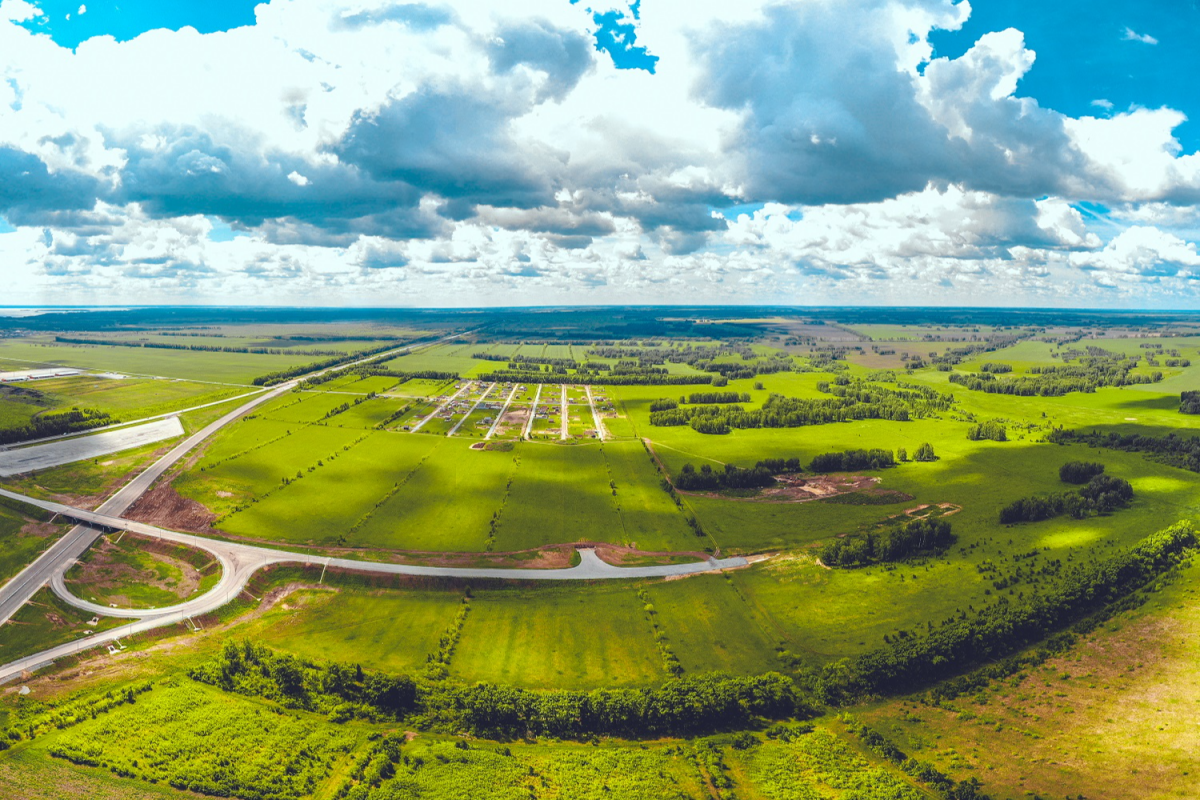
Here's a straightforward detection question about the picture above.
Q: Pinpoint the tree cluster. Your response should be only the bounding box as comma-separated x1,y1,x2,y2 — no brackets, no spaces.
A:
820,517,955,567
675,462,777,491
252,343,400,385
1059,460,1104,484
0,406,114,445
815,521,1196,703
190,641,805,740
476,370,713,386
950,355,1162,397
1048,429,1200,473
809,449,896,472
1182,391,1200,415
966,420,1007,441
684,391,750,404
998,473,1133,524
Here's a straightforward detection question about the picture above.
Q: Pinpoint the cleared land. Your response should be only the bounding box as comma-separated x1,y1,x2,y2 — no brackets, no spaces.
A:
0,418,184,477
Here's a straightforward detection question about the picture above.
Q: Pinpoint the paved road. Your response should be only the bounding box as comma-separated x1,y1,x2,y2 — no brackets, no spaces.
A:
485,384,518,439
0,487,748,684
0,417,185,476
410,383,469,432
523,384,542,439
560,384,569,440
585,385,606,441
449,382,495,436
0,331,470,628
0,383,296,627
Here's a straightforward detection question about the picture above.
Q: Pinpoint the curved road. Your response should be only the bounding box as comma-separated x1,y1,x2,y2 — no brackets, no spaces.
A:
0,487,747,684
0,331,471,628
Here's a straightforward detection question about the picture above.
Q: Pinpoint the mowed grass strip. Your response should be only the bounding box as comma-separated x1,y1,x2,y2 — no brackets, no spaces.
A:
603,440,697,551
219,432,438,545
492,443,623,549
237,587,463,673
354,439,515,551
642,575,781,674
451,585,664,688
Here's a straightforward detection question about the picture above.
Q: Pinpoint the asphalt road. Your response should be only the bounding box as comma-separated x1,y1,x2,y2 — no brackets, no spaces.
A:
0,330,471,629
0,487,748,684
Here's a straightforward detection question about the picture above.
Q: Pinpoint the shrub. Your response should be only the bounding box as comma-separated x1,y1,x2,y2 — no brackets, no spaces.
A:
1059,461,1105,484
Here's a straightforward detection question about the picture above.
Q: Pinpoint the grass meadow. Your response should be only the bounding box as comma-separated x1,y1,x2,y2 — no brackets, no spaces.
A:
0,339,322,384
450,583,664,688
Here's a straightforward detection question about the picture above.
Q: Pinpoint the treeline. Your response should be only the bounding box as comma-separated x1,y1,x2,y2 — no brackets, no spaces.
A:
190,641,805,739
1049,429,1200,474
475,370,713,386
809,449,896,472
473,352,578,369
53,335,348,357
674,461,793,491
950,356,1162,397
999,472,1133,524
298,368,457,390
815,521,1196,703
684,391,750,404
1183,391,1200,414
820,517,955,567
251,343,401,386
0,407,114,445
649,387,941,431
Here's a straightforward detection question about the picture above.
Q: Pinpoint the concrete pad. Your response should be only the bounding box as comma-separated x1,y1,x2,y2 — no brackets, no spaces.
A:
0,417,185,476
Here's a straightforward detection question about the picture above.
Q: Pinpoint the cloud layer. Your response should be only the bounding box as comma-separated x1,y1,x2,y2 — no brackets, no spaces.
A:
1,0,1198,307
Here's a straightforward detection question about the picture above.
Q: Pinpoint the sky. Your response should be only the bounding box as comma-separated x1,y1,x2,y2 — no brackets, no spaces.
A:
1,0,1199,308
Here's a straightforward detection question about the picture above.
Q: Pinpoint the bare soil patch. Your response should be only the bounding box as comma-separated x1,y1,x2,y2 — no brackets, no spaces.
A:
66,534,205,602
682,473,909,505
496,406,529,435
125,483,218,533
594,543,711,566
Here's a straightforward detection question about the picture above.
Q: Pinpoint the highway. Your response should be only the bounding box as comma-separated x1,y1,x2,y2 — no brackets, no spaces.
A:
0,486,748,684
0,330,470,628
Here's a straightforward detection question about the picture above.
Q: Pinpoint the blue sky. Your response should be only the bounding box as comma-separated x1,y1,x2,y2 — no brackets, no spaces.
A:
1,0,1199,308
929,0,1200,150
17,0,258,47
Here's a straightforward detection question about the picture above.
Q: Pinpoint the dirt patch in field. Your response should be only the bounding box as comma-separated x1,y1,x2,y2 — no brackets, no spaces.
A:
682,473,903,504
65,534,205,603
124,483,218,533
593,543,712,566
19,519,58,540
901,502,961,518
496,406,529,435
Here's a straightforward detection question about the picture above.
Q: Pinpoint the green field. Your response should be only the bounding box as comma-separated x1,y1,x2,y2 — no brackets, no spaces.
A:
353,438,514,550
451,584,664,687
492,442,624,549
5,312,1200,800
0,588,124,663
0,339,325,384
237,587,463,673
